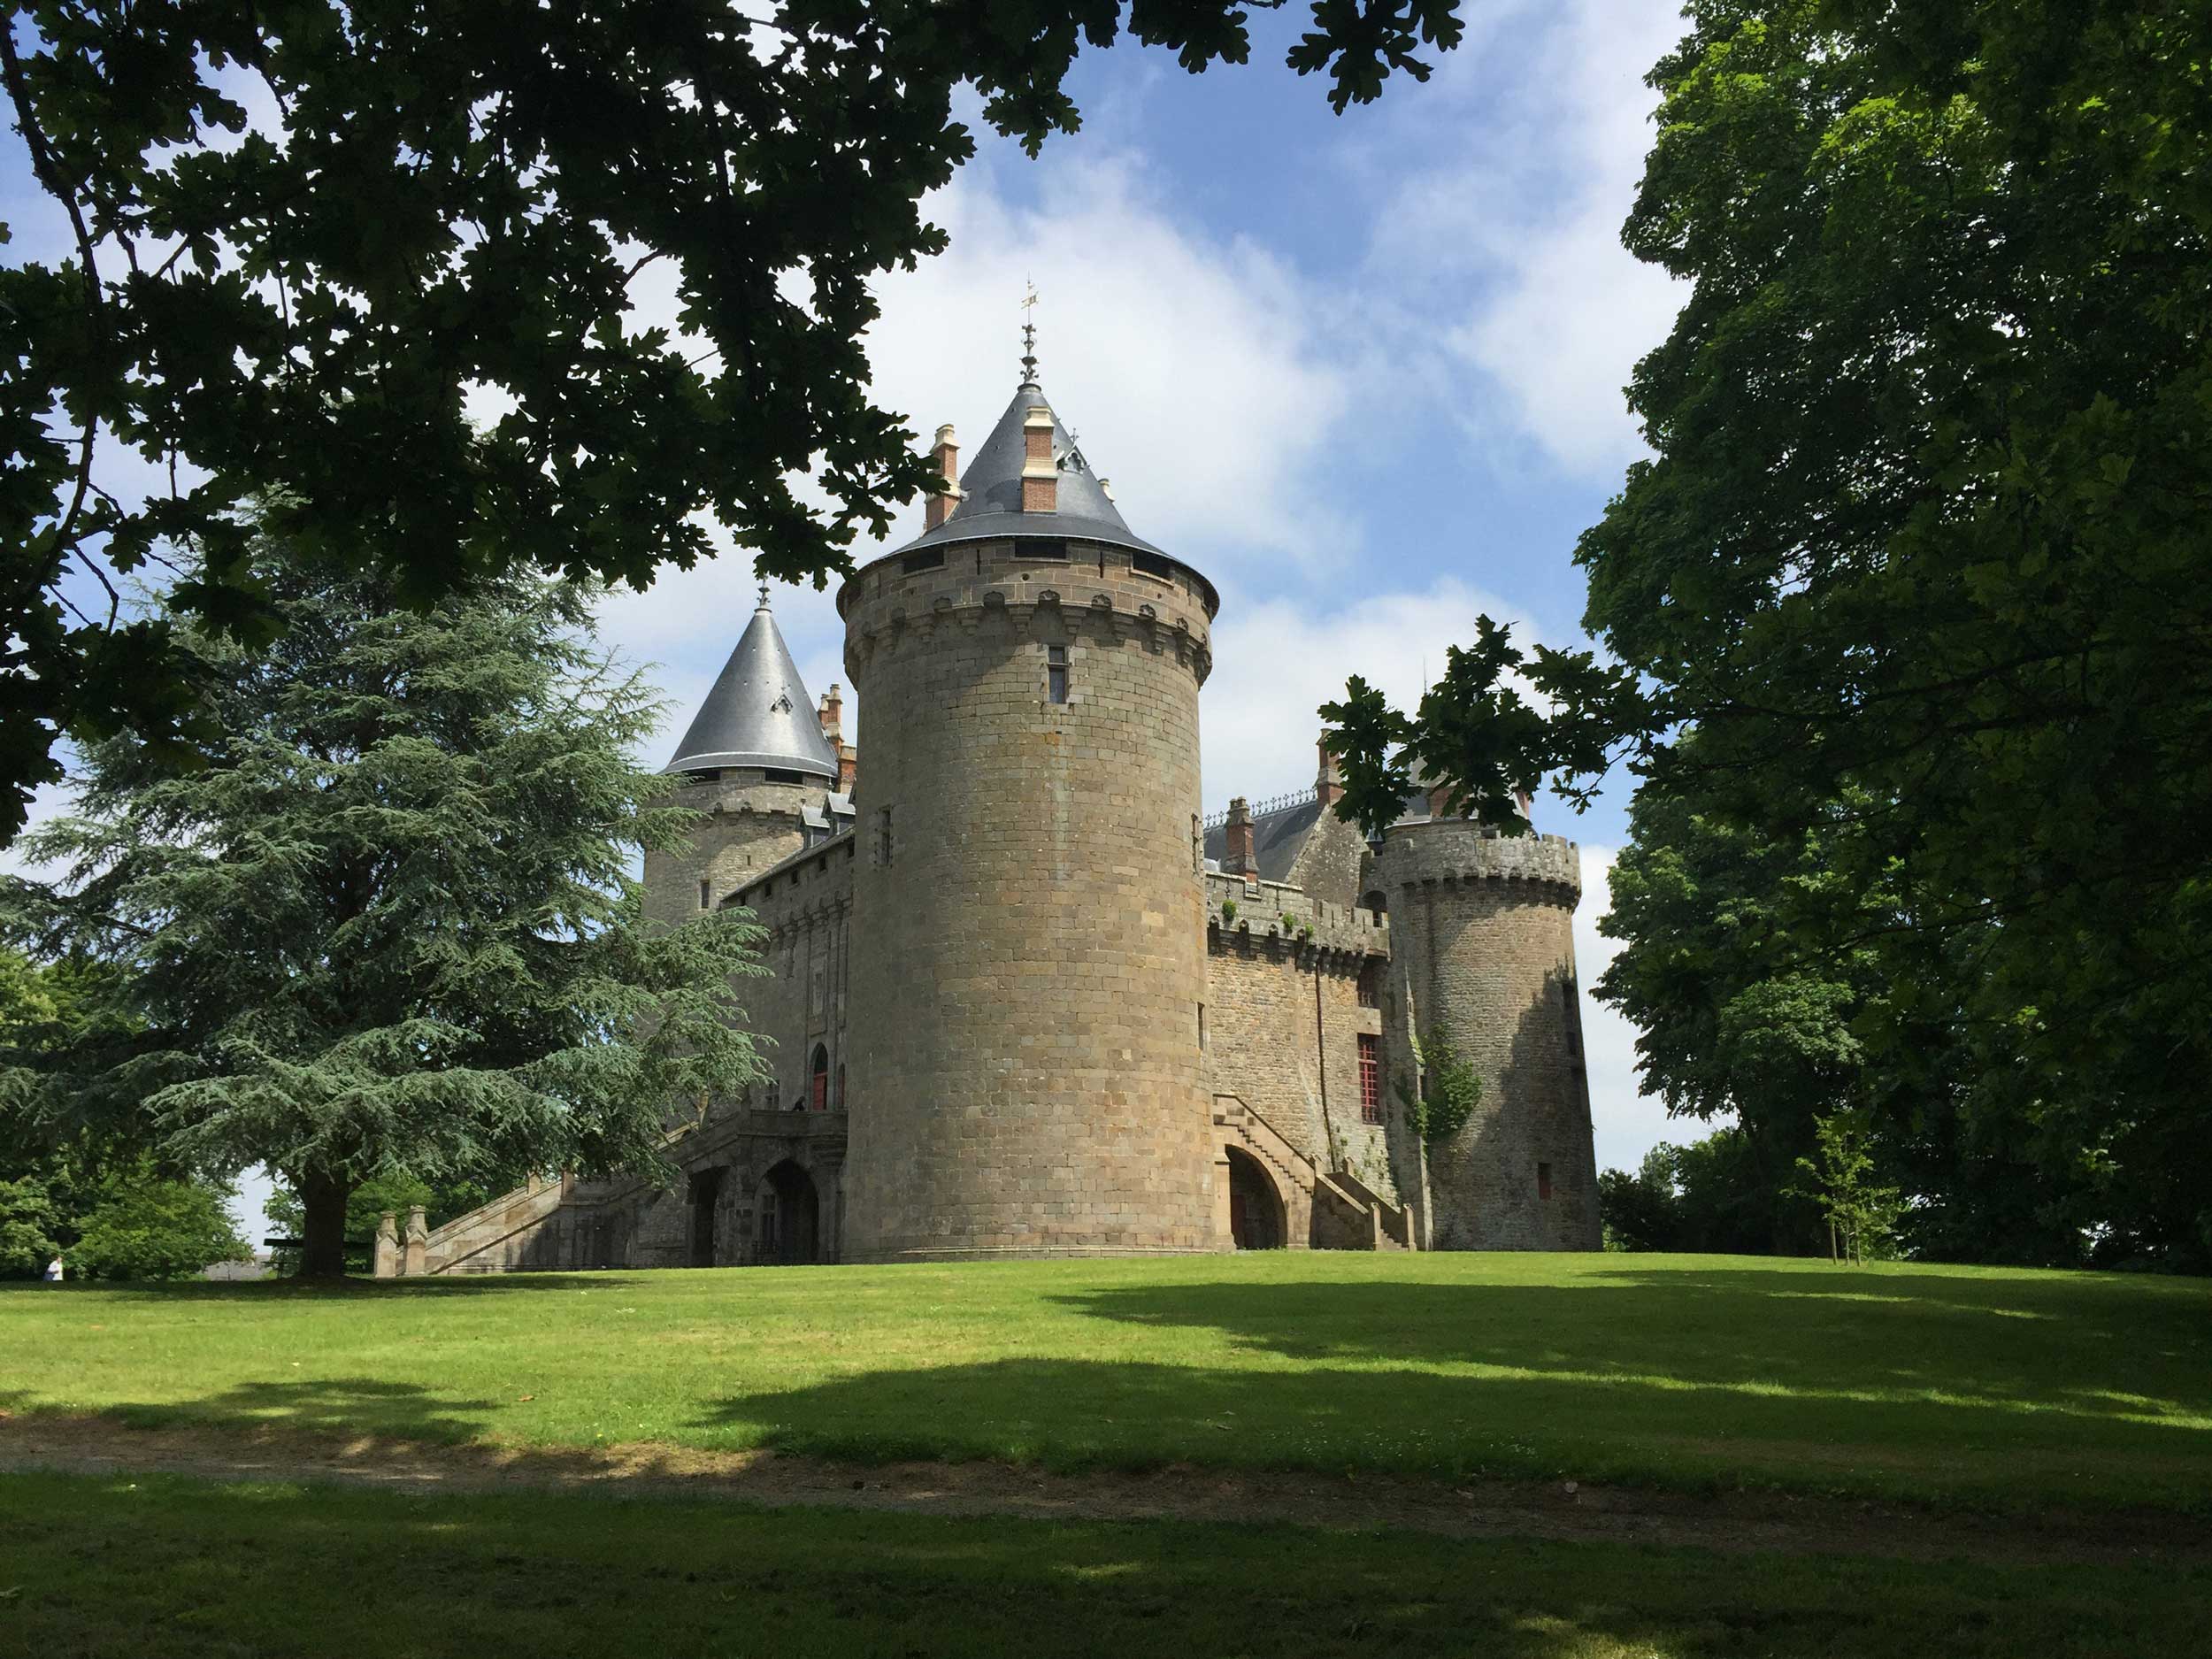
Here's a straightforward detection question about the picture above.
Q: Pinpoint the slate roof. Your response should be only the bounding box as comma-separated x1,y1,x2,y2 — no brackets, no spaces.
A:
887,378,1170,564
664,595,841,778
1202,794,1326,885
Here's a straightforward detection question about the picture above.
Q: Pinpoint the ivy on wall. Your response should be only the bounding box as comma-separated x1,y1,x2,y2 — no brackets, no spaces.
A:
1399,1031,1482,1145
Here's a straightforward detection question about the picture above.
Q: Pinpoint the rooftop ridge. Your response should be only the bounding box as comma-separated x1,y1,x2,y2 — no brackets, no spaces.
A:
1203,786,1317,831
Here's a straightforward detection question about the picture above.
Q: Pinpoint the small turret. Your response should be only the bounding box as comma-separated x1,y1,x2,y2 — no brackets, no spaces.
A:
643,588,841,926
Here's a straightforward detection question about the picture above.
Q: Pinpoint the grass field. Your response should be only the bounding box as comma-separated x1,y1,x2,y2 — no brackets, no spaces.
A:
6,1251,2208,1513
2,1470,2204,1659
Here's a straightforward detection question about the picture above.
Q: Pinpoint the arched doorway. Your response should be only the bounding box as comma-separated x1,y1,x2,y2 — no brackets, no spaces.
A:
757,1159,821,1264
1225,1146,1286,1250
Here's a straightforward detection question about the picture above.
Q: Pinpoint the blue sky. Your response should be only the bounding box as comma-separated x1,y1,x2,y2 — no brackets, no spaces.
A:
7,1,1697,1240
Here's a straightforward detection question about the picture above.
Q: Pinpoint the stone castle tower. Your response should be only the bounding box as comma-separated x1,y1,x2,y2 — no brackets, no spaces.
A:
838,361,1220,1258
643,591,849,921
1372,814,1601,1249
405,334,1602,1274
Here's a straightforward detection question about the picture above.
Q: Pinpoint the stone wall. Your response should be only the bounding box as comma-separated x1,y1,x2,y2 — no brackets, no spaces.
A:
1200,873,1403,1205
836,537,1222,1257
727,833,855,1118
642,769,823,930
1373,824,1599,1250
1279,805,1371,912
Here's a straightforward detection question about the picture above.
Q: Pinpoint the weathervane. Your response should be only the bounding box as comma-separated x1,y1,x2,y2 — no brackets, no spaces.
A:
1019,281,1040,386
757,581,772,609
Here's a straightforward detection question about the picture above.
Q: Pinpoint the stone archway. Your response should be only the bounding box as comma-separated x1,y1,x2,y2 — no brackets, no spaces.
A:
757,1158,821,1264
1225,1146,1286,1251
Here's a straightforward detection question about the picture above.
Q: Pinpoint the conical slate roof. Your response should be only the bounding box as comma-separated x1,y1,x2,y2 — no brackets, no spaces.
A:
889,377,1168,561
663,592,840,778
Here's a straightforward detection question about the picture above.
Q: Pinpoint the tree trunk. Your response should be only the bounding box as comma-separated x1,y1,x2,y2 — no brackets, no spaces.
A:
297,1169,352,1279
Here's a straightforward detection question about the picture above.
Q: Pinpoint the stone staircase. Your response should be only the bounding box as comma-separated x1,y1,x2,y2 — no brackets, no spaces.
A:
1212,1093,1413,1251
418,1110,774,1275
419,1175,578,1275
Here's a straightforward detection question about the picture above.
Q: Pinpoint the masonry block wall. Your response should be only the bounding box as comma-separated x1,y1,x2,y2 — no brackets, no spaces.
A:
1373,824,1601,1250
728,838,854,1117
1200,875,1402,1208
642,770,820,929
1278,808,1371,912
837,539,1222,1257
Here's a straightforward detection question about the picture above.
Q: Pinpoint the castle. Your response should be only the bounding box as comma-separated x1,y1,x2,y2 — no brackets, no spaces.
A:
402,354,1601,1273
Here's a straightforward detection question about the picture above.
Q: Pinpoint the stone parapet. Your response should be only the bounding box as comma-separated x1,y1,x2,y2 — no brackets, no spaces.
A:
1202,872,1388,959
840,538,1214,689
1372,821,1581,900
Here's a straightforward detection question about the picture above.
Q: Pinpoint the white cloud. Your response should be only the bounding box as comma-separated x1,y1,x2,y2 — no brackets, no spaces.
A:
1574,841,1683,1175
1200,573,1542,810
1372,0,1689,478
603,146,1360,765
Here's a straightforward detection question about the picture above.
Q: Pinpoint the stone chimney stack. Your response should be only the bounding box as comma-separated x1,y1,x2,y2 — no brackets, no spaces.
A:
925,425,961,530
1020,405,1056,513
1317,736,1345,808
1223,796,1256,877
838,740,857,795
818,683,843,742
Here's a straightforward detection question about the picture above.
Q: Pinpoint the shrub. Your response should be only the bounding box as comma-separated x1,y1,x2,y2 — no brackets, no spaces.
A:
69,1179,250,1281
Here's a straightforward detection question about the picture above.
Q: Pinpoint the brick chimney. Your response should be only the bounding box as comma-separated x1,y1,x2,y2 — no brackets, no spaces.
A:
1020,405,1056,513
925,425,961,530
1317,736,1345,808
838,741,857,795
1223,796,1256,877
818,682,843,742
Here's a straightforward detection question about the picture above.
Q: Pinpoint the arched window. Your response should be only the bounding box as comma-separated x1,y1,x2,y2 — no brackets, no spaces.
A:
810,1044,830,1111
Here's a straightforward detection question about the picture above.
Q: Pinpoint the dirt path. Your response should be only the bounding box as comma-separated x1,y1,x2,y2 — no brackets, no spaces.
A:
1,1412,2200,1570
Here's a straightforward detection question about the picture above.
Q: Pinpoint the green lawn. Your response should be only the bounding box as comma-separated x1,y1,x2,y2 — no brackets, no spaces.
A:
5,1252,2208,1512
2,1470,2203,1659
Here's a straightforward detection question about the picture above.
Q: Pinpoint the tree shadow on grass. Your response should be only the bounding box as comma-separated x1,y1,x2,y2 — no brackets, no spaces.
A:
1046,1265,2212,1423
92,1377,503,1444
1,1272,645,1303
689,1349,2212,1512
19,1470,2194,1659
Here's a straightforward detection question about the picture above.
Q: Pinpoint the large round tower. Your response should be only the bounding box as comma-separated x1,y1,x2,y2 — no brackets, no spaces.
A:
1372,818,1601,1249
836,367,1221,1259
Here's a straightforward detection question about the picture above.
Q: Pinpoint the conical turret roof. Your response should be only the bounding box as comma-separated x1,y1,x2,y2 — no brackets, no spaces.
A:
888,377,1168,562
664,591,840,778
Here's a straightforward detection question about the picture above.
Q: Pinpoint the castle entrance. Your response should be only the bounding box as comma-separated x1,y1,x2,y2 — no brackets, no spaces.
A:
688,1168,724,1266
1225,1146,1286,1250
757,1159,821,1264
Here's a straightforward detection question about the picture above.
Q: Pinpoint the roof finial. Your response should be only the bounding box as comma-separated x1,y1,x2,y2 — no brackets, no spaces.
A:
757,581,772,611
1019,281,1040,388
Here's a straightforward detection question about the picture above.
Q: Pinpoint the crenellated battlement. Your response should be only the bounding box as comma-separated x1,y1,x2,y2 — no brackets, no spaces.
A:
840,539,1215,687
1203,871,1388,958
1374,819,1582,901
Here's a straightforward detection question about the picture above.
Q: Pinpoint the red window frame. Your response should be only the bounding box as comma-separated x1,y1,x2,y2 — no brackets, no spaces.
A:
1358,1033,1381,1125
